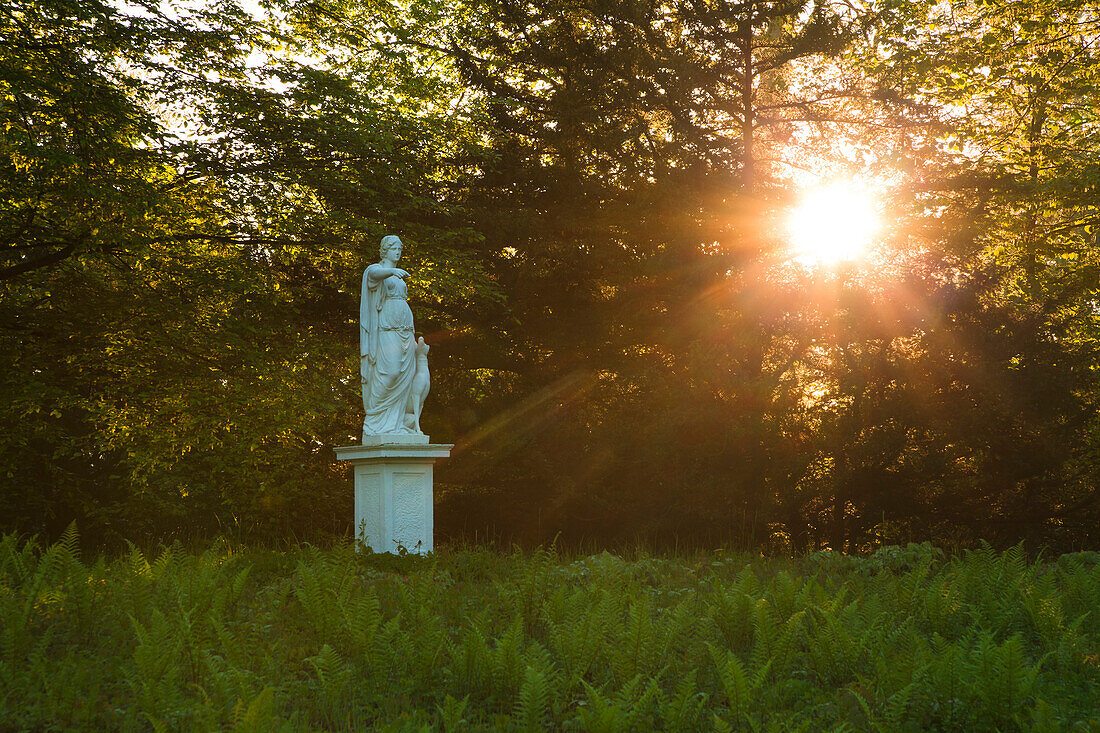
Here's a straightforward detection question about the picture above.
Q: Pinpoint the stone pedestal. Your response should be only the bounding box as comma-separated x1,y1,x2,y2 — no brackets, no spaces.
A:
335,442,452,554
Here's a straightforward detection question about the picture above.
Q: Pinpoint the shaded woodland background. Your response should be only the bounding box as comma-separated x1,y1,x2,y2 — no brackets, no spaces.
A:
3,0,1100,552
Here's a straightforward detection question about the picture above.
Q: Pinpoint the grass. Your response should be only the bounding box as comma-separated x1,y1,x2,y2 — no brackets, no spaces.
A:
1,528,1098,731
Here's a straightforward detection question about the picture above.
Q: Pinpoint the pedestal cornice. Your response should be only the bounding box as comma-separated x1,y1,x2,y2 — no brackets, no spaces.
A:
335,443,454,463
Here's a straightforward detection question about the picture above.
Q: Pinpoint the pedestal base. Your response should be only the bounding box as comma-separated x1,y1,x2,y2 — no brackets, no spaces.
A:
360,433,429,446
335,442,452,555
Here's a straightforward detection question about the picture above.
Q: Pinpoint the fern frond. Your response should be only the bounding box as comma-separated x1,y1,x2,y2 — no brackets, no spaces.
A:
230,687,277,733
436,694,469,732
661,669,706,732
57,522,79,561
575,680,628,733
514,664,550,730
709,643,752,722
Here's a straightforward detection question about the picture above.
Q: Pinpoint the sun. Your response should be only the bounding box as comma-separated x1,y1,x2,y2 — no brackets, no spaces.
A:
787,182,881,266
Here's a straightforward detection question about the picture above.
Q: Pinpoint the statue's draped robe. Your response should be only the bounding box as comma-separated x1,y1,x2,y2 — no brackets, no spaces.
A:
361,265,417,435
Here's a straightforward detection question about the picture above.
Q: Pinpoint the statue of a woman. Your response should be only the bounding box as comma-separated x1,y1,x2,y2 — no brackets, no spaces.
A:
360,235,430,439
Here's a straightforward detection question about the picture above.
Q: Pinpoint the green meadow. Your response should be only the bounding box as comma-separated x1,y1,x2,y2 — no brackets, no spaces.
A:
2,531,1097,731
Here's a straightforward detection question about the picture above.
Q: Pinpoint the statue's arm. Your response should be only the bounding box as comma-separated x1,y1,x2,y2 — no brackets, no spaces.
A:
367,264,408,282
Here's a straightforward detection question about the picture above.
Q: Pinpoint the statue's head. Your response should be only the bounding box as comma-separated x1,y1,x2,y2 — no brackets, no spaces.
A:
379,235,403,262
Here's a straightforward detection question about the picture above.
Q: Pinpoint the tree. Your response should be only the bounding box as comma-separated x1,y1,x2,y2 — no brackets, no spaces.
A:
0,0,500,544
793,0,1100,548
413,0,871,545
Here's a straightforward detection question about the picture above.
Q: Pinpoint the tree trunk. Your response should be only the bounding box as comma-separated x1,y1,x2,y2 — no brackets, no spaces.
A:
739,15,755,193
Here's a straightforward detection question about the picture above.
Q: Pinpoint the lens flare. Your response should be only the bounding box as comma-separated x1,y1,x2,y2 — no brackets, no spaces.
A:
787,183,880,266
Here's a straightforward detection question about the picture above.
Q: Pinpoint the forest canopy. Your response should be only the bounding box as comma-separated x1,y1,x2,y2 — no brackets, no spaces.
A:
2,0,1099,551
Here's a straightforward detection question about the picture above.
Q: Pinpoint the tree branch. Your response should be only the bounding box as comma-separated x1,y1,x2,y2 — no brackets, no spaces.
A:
0,243,77,281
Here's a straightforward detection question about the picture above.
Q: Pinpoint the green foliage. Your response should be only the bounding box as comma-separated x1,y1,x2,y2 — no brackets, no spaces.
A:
1,532,1098,730
4,0,1100,553
426,0,1100,552
0,0,500,547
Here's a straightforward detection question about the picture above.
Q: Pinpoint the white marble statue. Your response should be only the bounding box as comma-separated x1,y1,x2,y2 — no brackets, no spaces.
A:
360,235,430,440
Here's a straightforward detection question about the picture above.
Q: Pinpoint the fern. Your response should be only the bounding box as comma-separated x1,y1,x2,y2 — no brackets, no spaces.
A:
436,694,469,732
514,664,551,730
584,669,666,730
709,588,756,654
126,608,186,727
661,669,707,732
880,679,921,730
545,587,604,685
341,589,382,655
57,522,79,562
710,643,770,724
230,687,279,733
575,681,629,733
492,615,527,706
308,643,352,694
806,603,861,684
974,633,1039,723
292,560,336,640
1,537,1098,729
0,532,33,585
612,597,658,683
304,643,354,727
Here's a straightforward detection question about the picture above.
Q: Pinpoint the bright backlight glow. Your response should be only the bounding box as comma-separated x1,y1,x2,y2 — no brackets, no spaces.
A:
787,183,881,265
